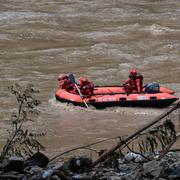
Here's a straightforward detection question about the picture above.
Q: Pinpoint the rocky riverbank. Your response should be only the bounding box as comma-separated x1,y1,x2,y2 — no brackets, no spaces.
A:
0,150,180,180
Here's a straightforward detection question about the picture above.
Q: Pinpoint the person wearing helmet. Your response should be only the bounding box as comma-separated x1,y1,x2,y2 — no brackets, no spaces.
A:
57,74,77,94
58,74,68,89
79,77,94,97
123,69,143,93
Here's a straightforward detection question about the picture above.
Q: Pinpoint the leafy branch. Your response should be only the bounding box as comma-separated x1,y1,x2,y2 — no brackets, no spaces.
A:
0,83,45,160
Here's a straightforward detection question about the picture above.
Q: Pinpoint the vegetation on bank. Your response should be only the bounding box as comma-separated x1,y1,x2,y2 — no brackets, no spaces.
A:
0,83,45,161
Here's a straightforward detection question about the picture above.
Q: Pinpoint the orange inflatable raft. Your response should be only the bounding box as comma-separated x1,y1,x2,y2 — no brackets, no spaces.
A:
55,86,178,108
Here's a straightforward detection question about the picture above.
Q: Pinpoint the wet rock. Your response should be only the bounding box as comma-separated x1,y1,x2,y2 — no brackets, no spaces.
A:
124,152,146,163
164,161,180,180
163,152,180,164
25,152,49,168
42,162,63,178
28,174,43,180
3,156,25,173
68,156,92,173
99,170,120,180
72,174,95,180
143,160,164,178
118,161,141,174
60,161,70,174
50,175,61,180
0,173,25,179
42,169,54,178
123,167,143,180
0,151,179,180
26,165,43,176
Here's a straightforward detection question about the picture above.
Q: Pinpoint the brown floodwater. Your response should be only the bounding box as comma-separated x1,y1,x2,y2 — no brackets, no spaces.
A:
0,0,180,158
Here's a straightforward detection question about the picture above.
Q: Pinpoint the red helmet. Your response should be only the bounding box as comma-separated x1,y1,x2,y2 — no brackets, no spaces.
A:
58,74,68,81
129,69,137,75
79,77,88,85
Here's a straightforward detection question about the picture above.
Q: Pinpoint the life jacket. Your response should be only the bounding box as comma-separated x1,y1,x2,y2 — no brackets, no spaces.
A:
79,80,94,97
123,73,143,92
59,78,77,94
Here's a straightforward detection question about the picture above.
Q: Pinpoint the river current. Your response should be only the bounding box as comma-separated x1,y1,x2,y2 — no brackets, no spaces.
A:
0,0,180,157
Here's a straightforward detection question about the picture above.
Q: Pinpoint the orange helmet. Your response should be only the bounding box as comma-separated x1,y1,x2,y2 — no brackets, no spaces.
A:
58,74,68,81
79,77,88,85
129,69,137,75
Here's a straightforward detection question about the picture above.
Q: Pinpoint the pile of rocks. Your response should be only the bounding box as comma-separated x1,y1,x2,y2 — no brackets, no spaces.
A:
0,151,180,180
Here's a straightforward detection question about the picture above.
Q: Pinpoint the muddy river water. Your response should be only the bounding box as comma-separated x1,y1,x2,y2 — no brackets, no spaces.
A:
0,0,180,157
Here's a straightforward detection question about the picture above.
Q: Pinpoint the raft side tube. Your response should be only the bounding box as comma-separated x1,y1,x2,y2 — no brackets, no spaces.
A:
93,86,175,95
55,89,178,108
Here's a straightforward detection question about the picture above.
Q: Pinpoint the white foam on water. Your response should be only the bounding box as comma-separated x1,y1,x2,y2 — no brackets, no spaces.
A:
143,55,169,65
0,11,53,25
149,24,177,35
103,23,141,32
48,96,98,114
164,43,180,50
90,43,124,59
48,97,76,112
119,63,132,69
80,31,122,40
0,33,12,40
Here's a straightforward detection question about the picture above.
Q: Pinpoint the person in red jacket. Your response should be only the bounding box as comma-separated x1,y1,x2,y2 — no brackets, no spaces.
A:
79,77,94,97
58,74,77,94
123,69,143,93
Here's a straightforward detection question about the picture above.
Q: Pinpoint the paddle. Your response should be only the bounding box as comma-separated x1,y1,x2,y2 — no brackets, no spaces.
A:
68,74,89,108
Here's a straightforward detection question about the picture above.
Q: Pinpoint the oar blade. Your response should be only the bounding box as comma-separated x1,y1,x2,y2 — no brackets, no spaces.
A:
68,73,76,84
68,73,89,108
